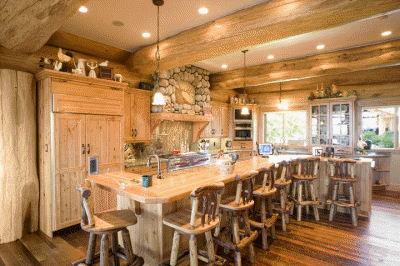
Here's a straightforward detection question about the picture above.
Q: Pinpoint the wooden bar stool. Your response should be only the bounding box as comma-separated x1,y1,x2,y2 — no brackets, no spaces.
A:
162,182,226,266
73,181,144,266
272,161,293,232
290,157,321,222
326,158,360,226
213,171,259,266
250,164,279,250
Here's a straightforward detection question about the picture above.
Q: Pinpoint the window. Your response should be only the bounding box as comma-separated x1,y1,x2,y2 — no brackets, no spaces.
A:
263,111,307,146
361,107,397,149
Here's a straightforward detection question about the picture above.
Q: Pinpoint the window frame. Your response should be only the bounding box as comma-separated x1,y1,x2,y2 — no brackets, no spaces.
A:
356,98,400,151
262,109,309,148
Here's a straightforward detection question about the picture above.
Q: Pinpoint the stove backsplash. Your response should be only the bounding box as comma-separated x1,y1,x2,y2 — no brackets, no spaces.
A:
125,121,197,161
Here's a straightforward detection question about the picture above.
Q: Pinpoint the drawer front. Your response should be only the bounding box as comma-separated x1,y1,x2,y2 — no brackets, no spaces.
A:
125,162,167,175
52,81,124,101
232,141,253,150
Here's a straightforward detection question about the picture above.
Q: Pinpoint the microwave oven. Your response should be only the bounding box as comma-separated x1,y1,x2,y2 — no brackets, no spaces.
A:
234,108,252,122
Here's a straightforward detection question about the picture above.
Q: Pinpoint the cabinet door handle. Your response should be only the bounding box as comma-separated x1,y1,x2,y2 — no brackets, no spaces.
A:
132,129,134,137
134,129,138,137
82,144,85,154
87,144,91,155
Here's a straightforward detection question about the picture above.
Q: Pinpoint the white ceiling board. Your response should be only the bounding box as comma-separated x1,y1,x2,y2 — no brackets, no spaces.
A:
194,10,400,73
60,0,267,51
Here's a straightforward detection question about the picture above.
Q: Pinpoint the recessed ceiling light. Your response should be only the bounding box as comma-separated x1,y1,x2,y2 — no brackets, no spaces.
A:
199,7,209,15
382,31,392,36
79,6,88,13
112,20,124,27
142,32,151,38
221,64,228,69
267,55,274,59
316,44,325,50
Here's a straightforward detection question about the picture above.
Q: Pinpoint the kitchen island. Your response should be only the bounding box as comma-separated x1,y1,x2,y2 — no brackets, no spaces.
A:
87,155,372,266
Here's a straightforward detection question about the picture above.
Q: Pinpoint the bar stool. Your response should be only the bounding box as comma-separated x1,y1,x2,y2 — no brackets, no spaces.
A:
73,181,144,266
326,158,360,226
250,164,279,250
290,157,321,222
162,183,225,266
273,161,293,232
213,171,259,266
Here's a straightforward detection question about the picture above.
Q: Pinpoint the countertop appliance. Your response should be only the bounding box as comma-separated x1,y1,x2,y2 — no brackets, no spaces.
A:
326,147,335,157
234,108,253,122
221,138,233,151
159,152,211,172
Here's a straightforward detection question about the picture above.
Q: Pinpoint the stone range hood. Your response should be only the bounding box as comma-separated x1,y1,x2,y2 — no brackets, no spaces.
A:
151,65,211,115
150,112,212,142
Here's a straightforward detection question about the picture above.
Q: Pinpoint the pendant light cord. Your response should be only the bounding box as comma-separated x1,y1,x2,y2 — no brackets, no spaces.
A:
279,83,282,103
242,50,248,95
155,5,160,88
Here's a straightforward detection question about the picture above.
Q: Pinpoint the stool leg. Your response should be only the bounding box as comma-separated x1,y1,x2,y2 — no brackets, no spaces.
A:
329,183,338,222
205,231,216,262
232,215,241,266
189,235,198,266
100,234,109,266
267,196,276,240
111,233,120,266
309,181,319,221
214,210,224,237
170,231,181,266
280,188,287,231
243,211,255,264
86,233,97,265
304,183,310,215
297,182,303,222
290,181,297,216
261,197,268,250
121,228,134,263
349,185,358,226
283,188,290,224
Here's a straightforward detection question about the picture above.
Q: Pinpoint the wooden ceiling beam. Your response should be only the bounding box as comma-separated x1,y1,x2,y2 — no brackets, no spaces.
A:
0,0,89,53
126,0,400,75
211,38,400,90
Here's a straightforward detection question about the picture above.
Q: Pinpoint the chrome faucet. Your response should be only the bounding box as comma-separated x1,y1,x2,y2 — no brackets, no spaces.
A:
147,154,163,179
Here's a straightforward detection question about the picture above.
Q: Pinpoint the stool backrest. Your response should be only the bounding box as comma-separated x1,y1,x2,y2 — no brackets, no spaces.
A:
276,160,292,183
233,170,257,207
190,182,225,229
76,180,95,228
327,158,356,179
295,157,320,178
258,164,275,192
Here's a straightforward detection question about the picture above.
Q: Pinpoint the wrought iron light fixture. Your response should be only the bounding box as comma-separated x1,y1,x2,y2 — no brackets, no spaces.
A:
277,83,288,110
152,0,166,106
241,49,249,115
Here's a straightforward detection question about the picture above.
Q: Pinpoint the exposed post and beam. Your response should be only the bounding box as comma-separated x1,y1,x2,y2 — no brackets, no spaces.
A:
126,0,400,75
0,0,89,53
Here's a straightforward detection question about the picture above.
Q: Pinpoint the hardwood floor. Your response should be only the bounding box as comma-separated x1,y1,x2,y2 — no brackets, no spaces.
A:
0,190,399,266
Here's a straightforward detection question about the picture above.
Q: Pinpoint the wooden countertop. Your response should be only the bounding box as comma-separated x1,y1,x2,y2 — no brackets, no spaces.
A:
87,155,371,204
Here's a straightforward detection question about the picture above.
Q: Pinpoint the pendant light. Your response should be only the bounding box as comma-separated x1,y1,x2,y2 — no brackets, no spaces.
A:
152,0,166,106
241,49,249,115
277,83,288,110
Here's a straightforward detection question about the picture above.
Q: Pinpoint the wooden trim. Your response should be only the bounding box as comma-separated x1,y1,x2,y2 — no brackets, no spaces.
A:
36,70,128,89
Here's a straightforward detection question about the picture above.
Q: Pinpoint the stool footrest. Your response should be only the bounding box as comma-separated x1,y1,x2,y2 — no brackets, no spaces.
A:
213,230,258,252
289,196,321,206
326,200,361,208
272,201,293,214
249,213,279,229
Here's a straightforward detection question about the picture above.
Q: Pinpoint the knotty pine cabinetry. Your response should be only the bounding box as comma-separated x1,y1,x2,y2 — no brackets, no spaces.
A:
36,70,126,237
124,88,152,143
203,101,230,138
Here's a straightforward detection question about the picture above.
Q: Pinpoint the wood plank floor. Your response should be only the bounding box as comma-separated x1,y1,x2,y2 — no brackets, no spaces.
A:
0,190,399,266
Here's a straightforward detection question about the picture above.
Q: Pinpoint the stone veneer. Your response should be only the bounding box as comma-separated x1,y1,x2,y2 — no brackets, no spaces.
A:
151,65,211,115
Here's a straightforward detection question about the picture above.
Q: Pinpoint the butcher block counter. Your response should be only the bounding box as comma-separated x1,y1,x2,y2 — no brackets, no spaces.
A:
87,155,372,266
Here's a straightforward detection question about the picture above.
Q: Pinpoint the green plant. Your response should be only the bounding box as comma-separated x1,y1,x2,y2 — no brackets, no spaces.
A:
362,131,380,145
381,131,394,148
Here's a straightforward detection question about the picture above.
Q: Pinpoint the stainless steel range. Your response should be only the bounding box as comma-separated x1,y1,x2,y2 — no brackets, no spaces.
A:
159,152,211,172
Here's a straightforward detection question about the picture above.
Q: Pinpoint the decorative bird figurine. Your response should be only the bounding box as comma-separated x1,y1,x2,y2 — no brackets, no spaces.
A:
39,57,54,68
357,135,367,151
99,60,108,67
57,48,71,62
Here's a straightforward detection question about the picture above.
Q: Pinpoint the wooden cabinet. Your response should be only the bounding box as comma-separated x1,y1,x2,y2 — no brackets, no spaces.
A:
124,88,152,142
36,70,126,237
310,97,356,154
203,101,230,138
371,155,391,190
232,141,254,150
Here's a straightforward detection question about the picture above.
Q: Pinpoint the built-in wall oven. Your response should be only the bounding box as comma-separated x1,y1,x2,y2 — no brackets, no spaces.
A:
234,122,253,140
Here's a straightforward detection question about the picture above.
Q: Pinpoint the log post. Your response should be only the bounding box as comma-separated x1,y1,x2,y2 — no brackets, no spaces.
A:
0,69,39,243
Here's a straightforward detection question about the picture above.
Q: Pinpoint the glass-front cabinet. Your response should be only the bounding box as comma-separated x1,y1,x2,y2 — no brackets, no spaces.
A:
310,98,355,153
